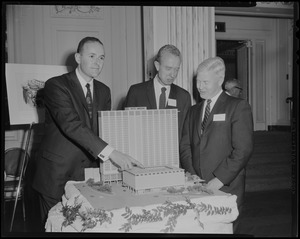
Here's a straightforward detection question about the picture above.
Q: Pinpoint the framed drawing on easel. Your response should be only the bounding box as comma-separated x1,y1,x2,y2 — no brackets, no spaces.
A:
5,63,70,125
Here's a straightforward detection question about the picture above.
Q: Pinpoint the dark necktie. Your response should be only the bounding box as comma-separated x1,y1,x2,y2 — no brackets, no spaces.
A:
159,87,167,109
201,99,211,132
85,83,93,119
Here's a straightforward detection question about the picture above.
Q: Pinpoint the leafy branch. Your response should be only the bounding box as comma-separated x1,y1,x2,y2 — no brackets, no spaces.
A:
61,195,113,232
166,184,214,195
61,196,232,232
119,197,232,232
86,178,112,194
61,196,82,229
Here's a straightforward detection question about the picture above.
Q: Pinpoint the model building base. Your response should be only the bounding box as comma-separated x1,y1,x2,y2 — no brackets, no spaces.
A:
122,166,185,194
84,167,209,195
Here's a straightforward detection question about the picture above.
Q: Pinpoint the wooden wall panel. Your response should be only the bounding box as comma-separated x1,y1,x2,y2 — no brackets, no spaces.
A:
168,7,215,103
144,7,215,104
124,6,143,103
254,41,266,129
276,19,292,124
5,5,143,152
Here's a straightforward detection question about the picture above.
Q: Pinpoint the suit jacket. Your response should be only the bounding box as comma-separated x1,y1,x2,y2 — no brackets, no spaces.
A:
180,92,253,207
32,71,111,200
123,79,191,142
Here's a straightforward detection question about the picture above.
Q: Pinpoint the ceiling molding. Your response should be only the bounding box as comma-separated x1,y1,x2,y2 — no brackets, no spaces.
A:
215,2,294,19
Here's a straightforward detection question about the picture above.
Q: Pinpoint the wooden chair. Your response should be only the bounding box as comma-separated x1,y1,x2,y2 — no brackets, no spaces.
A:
4,147,30,232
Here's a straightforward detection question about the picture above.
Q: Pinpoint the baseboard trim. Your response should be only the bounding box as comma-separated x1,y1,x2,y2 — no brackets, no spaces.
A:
268,125,291,131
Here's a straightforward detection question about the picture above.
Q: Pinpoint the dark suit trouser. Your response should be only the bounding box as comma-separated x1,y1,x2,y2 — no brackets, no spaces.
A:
37,192,60,231
231,176,246,234
233,203,244,234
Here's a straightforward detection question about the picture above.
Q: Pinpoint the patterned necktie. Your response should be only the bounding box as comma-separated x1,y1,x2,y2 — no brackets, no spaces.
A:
201,99,211,132
159,87,167,109
85,83,93,119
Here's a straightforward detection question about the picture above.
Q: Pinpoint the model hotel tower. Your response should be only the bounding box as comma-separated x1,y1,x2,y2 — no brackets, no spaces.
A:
98,108,183,187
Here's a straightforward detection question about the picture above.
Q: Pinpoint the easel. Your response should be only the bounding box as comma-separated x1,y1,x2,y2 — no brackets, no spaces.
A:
10,122,34,232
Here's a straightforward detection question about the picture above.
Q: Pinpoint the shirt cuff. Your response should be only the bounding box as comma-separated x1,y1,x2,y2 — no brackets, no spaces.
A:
98,145,114,162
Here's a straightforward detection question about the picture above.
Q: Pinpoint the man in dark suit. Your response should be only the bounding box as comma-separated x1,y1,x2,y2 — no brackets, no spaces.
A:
179,56,253,234
32,37,143,227
224,78,243,98
123,44,191,142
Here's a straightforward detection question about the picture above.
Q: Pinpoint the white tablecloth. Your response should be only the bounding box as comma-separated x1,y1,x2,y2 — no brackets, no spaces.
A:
45,180,239,234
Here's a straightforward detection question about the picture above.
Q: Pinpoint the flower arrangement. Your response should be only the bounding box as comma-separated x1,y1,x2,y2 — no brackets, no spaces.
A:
61,196,232,232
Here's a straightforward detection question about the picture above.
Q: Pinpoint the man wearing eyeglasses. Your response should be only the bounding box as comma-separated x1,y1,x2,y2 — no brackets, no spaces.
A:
224,78,243,98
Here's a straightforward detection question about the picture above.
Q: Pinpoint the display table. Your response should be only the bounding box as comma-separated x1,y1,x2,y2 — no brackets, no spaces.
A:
45,180,239,233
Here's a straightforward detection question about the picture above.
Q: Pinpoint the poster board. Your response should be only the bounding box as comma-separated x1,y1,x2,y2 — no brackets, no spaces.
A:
5,63,70,125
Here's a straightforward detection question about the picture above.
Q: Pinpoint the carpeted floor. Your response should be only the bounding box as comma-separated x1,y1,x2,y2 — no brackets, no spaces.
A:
240,130,295,237
239,189,294,237
245,130,292,192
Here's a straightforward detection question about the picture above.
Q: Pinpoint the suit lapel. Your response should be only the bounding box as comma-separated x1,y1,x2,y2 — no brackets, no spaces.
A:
197,102,205,138
69,72,89,113
146,80,157,109
68,72,92,128
91,82,100,133
204,92,227,131
166,84,176,109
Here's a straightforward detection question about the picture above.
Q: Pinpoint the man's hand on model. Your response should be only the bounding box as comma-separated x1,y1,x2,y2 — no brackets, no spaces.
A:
109,150,144,171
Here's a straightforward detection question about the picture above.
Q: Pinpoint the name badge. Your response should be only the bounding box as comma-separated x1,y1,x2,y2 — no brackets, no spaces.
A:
213,114,226,121
168,99,177,107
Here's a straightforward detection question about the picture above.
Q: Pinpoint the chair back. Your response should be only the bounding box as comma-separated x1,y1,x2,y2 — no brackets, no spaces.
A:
5,148,30,179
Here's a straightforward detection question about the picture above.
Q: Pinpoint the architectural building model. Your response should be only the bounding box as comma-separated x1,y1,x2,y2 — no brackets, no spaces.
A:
98,108,179,184
122,166,185,194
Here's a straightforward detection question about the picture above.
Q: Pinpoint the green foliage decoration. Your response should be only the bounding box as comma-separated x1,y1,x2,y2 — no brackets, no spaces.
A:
61,195,113,232
60,193,233,232
86,178,112,194
119,197,232,232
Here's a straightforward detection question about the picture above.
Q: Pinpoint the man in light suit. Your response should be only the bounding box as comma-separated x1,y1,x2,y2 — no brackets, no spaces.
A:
179,56,253,234
32,37,143,227
123,44,191,142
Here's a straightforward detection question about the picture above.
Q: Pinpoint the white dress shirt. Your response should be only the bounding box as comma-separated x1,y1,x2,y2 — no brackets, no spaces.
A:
201,90,223,121
76,68,113,162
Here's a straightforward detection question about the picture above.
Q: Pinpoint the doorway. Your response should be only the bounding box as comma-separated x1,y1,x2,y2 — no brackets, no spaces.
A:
216,40,250,101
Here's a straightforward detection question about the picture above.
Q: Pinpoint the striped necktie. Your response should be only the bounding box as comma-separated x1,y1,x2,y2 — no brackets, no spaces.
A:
85,83,93,119
201,99,211,132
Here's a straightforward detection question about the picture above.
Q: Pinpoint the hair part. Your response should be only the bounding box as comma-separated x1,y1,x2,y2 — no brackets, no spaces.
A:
197,56,225,79
155,44,182,63
77,37,103,53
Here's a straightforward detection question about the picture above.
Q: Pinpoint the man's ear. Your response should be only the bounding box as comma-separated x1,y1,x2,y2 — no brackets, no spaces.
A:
154,60,160,72
218,77,224,87
75,53,81,64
